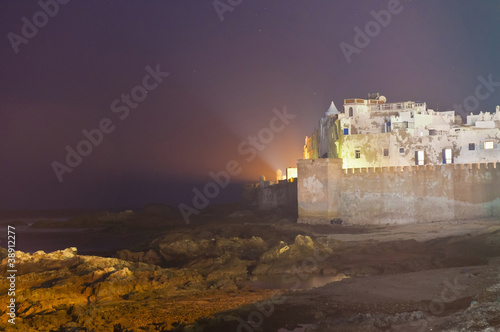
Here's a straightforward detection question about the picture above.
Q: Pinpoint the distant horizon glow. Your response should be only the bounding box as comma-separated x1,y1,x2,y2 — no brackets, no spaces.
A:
1,1,500,209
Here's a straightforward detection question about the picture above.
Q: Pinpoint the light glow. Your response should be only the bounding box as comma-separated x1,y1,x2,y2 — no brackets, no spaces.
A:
286,167,298,180
485,141,494,150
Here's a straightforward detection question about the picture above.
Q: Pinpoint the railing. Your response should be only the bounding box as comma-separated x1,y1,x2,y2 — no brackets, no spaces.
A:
342,162,498,174
344,98,366,104
371,102,426,111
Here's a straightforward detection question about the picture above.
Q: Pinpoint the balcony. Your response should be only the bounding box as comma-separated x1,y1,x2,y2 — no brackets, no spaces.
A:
371,102,426,111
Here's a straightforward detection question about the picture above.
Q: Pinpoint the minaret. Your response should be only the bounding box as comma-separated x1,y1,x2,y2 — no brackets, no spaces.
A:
325,101,340,116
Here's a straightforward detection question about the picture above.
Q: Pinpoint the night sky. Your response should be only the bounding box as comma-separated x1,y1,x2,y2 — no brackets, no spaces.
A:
1,0,500,210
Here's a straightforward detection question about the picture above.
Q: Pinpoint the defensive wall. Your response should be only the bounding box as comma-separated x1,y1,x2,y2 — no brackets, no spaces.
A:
297,158,500,225
257,180,297,211
242,181,298,213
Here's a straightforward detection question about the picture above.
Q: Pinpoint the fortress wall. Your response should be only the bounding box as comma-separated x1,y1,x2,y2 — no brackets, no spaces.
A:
297,158,344,223
257,181,297,211
297,159,500,225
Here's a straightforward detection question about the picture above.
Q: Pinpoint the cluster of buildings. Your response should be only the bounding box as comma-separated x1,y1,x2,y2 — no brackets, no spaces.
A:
257,94,500,225
304,94,500,168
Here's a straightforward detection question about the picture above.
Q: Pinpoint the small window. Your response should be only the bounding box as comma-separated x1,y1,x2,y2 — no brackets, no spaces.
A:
399,148,405,154
383,148,389,157
443,148,453,164
343,128,349,135
429,129,436,136
469,143,475,151
485,141,494,150
416,150,424,165
349,107,353,117
355,150,361,159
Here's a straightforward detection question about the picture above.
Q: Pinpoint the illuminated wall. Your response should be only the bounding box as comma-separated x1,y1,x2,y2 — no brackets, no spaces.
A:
297,158,500,225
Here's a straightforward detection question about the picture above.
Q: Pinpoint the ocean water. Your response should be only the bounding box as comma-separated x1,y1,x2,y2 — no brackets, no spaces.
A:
0,217,119,254
250,273,347,290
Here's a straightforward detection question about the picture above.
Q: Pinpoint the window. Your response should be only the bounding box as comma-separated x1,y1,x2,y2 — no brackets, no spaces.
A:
383,148,389,157
399,147,405,154
343,128,349,135
443,148,453,164
485,141,494,150
469,143,475,151
349,107,353,117
415,150,424,165
355,150,361,159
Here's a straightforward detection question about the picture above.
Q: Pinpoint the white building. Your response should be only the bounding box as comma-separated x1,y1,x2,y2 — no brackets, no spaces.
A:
304,95,500,168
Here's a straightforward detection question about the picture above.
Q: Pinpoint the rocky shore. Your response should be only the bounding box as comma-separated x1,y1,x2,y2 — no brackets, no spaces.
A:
0,246,281,331
1,207,500,331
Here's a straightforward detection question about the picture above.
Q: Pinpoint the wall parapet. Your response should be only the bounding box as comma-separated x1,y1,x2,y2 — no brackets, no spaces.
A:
298,158,500,225
342,162,499,174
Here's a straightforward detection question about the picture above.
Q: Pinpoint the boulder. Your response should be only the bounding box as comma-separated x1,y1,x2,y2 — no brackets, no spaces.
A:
260,241,290,262
142,249,163,265
116,249,145,262
158,238,213,262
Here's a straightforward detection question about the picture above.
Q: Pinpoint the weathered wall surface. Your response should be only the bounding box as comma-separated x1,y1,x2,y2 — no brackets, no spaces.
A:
297,159,342,223
258,181,297,211
341,128,500,168
298,158,500,225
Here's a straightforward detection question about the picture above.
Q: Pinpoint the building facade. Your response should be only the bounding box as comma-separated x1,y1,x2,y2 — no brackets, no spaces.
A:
304,96,500,168
298,95,500,225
